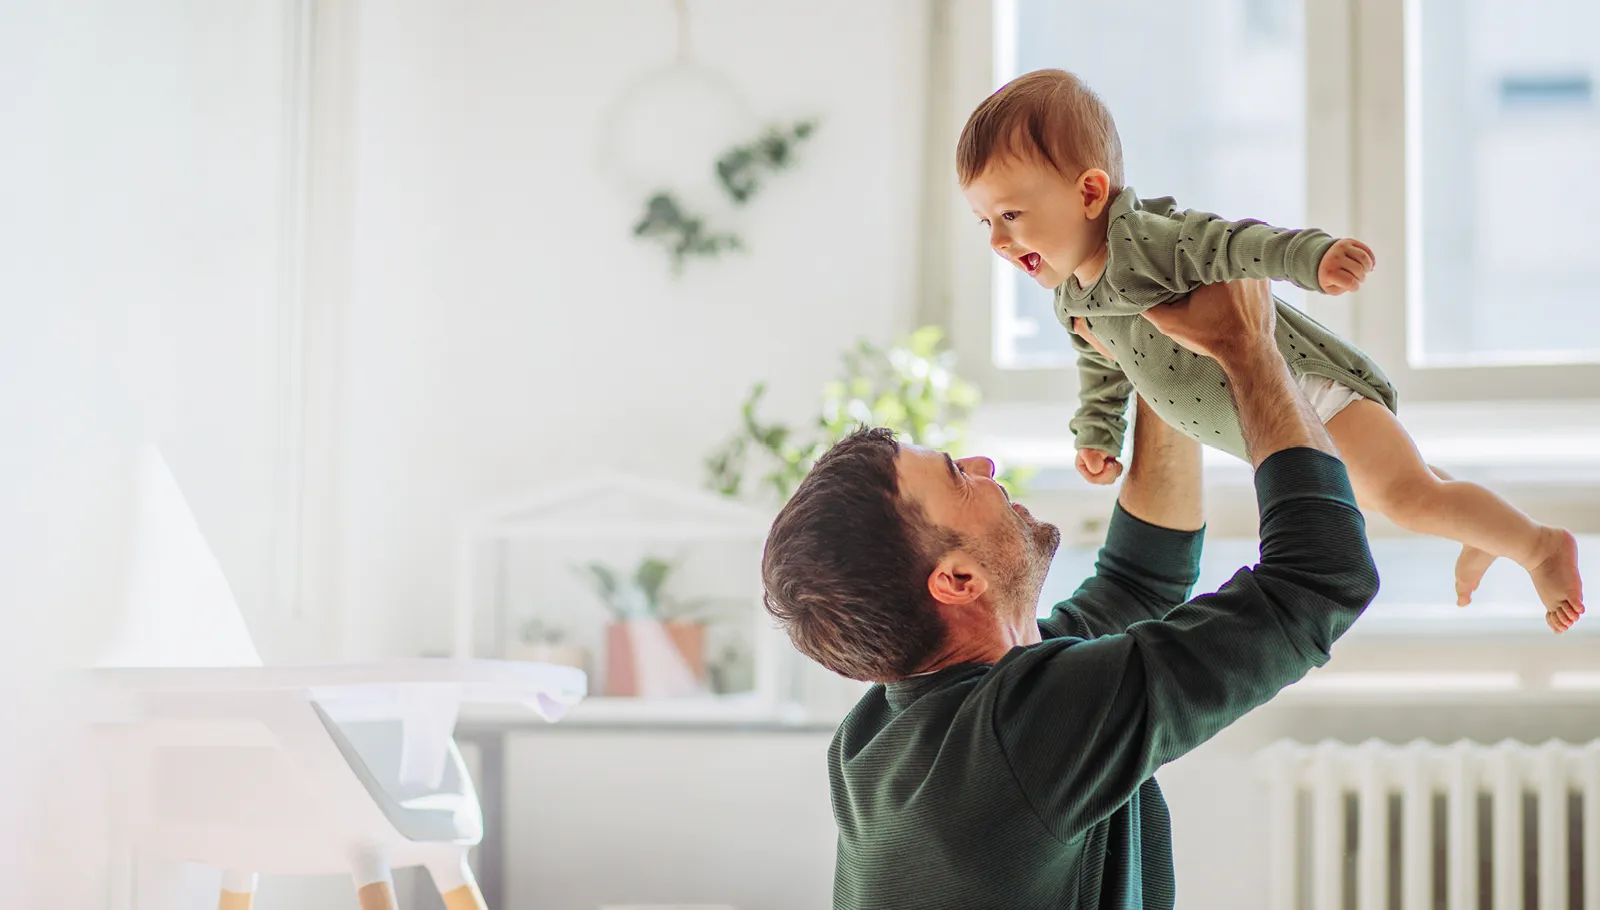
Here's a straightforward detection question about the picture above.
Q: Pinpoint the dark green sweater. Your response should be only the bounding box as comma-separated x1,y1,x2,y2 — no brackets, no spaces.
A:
829,449,1379,909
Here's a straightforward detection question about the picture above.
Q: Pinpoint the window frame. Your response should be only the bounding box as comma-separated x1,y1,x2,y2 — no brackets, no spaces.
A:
942,0,1073,405
1349,0,1600,402
946,0,1600,406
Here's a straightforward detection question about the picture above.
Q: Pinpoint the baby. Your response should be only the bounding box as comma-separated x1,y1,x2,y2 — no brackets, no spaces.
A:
958,69,1584,633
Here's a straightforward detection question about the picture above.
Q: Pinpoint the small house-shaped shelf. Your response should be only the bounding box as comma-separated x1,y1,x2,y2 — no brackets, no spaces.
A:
453,472,800,723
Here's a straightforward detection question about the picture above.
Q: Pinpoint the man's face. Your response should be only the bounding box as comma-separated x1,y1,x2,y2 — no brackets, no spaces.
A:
962,155,1101,290
895,446,1060,618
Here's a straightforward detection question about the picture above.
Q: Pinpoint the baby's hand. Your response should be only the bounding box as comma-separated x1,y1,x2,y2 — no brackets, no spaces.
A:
1076,449,1123,485
1318,238,1376,295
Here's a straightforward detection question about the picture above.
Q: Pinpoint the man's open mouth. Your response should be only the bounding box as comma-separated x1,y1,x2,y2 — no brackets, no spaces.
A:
1020,252,1041,274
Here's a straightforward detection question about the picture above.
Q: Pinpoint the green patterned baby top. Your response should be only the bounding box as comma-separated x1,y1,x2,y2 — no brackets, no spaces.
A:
1056,189,1397,462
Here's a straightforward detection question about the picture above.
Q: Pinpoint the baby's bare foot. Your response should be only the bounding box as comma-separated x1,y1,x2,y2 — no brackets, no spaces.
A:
1524,527,1584,633
1454,544,1496,607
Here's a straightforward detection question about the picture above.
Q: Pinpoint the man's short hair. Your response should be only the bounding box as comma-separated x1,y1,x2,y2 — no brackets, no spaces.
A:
956,68,1124,188
760,428,955,683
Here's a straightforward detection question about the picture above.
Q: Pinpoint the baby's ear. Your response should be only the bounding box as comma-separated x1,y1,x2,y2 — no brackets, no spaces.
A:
1078,168,1113,218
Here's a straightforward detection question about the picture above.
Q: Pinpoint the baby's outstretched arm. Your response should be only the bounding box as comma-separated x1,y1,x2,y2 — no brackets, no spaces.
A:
1093,209,1369,313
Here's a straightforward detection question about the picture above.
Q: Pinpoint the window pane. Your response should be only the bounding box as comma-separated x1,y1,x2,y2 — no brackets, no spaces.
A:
995,0,1307,369
1414,0,1600,366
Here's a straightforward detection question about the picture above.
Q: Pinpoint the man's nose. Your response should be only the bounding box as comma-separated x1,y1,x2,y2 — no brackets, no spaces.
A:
957,456,996,478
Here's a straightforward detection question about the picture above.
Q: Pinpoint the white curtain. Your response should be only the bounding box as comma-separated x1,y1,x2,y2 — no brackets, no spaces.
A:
1,2,305,905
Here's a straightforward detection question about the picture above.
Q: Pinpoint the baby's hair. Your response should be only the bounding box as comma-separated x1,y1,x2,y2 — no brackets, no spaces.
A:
957,69,1124,189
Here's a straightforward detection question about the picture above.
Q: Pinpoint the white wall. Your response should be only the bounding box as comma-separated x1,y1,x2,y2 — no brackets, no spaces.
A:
500,731,836,910
2,3,337,906
2,0,925,905
0,6,137,895
290,6,928,905
5,0,293,635
337,0,931,660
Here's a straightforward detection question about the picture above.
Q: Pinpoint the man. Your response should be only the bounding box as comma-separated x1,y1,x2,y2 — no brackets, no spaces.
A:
760,279,1380,909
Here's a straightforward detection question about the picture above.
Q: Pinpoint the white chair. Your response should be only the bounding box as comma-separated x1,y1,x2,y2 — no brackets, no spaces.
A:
88,449,586,910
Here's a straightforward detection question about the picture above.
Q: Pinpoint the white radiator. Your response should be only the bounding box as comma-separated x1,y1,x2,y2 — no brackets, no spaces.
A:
1256,740,1600,910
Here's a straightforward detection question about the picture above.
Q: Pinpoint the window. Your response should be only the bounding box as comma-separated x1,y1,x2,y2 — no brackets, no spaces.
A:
1411,0,1600,367
949,0,1600,404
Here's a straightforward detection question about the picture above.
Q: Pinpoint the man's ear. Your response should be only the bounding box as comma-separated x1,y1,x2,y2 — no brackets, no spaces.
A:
1078,168,1113,219
927,550,989,606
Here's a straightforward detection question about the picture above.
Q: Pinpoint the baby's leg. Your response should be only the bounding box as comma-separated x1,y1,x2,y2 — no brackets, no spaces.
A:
1427,465,1496,605
1326,400,1585,632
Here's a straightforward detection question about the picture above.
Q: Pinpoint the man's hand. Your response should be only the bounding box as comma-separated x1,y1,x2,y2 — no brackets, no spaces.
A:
1317,238,1376,296
1144,279,1336,466
1142,278,1277,364
1076,448,1123,485
1071,317,1114,361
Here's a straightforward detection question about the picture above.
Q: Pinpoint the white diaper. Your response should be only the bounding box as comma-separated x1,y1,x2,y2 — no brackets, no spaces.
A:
1296,373,1363,423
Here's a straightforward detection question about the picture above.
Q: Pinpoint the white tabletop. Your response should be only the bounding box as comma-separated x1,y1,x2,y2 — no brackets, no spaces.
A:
88,658,587,704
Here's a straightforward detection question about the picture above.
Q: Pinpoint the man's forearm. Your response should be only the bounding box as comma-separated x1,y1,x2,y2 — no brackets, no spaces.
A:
1119,395,1203,532
1220,347,1337,467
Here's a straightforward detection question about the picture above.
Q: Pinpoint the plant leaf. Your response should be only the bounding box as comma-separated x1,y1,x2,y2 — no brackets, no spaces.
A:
634,556,673,601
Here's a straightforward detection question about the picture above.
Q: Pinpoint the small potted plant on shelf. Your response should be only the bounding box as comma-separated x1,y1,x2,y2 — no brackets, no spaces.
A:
506,617,590,677
578,555,709,698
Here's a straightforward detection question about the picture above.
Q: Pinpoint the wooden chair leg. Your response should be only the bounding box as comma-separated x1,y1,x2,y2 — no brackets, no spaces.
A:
217,871,258,910
354,881,397,910
350,848,399,910
426,851,489,910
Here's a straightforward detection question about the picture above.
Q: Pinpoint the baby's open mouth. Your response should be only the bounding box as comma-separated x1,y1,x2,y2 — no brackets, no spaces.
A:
1021,252,1041,274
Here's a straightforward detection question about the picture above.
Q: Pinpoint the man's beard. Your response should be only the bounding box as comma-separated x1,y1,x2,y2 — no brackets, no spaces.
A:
1019,516,1061,602
983,508,1061,619
1026,514,1062,566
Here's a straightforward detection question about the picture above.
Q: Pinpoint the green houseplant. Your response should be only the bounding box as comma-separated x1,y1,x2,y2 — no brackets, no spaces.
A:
705,326,1033,502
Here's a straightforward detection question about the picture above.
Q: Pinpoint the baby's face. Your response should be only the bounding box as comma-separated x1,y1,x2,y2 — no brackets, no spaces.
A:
963,156,1104,290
